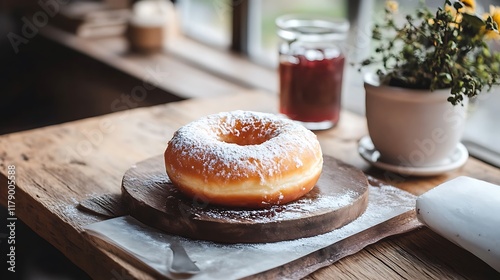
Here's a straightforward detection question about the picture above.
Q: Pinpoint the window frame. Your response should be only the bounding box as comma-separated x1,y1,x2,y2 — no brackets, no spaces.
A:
229,0,364,60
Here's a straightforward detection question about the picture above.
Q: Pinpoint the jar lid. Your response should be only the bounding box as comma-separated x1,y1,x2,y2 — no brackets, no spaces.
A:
276,14,349,42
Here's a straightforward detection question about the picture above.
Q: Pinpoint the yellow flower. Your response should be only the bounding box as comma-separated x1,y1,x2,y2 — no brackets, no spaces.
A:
445,5,463,27
386,0,398,13
484,5,500,40
460,0,476,13
445,0,476,18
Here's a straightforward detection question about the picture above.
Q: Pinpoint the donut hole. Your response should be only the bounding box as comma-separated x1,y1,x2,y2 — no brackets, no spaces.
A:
218,120,276,146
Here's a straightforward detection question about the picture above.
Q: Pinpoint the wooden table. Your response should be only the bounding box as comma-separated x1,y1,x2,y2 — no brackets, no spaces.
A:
1,91,499,279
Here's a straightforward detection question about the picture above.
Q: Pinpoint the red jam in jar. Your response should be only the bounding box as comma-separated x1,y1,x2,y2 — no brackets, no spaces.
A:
279,52,345,124
276,15,349,130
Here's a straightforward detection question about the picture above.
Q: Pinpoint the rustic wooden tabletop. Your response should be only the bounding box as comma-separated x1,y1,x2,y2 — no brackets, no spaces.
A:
1,91,499,279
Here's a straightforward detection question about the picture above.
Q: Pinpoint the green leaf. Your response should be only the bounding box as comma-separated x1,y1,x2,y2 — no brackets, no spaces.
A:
439,72,453,83
361,59,373,66
483,47,491,57
462,13,485,28
448,40,457,50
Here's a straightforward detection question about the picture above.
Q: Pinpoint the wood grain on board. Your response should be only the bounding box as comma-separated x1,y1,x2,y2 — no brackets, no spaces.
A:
121,155,369,243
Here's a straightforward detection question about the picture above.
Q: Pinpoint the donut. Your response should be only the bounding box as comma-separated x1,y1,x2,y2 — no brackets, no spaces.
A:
164,110,323,208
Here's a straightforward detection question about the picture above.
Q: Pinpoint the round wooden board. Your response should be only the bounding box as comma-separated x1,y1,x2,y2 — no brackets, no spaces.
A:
121,155,369,243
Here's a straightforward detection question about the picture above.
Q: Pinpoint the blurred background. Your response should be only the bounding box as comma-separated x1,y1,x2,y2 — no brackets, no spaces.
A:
1,0,499,278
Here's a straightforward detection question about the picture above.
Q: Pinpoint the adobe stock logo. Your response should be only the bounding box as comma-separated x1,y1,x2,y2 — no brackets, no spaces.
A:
7,0,69,54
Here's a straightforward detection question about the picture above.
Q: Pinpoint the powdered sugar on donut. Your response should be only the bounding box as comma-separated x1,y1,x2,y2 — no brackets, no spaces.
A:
166,111,321,185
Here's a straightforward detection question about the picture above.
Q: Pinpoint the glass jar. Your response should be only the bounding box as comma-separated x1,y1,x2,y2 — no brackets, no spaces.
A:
276,15,349,130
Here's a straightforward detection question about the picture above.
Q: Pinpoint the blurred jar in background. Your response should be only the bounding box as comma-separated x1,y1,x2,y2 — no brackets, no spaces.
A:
127,0,171,53
277,15,349,130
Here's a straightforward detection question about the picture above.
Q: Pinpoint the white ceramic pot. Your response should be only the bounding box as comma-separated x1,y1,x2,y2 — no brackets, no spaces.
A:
364,73,468,167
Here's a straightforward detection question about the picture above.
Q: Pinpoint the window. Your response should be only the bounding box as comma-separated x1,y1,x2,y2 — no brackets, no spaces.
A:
177,0,351,67
177,0,232,48
248,0,348,67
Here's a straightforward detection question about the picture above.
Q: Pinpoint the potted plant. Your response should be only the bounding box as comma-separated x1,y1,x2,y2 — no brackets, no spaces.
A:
358,0,500,170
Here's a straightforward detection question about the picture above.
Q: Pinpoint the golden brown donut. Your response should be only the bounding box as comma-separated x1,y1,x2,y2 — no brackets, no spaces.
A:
164,110,323,208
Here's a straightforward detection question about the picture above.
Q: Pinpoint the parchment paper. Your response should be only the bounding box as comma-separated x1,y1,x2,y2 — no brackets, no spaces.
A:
84,183,417,279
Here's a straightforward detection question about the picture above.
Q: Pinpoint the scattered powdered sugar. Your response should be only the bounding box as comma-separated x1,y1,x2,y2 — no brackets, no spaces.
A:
165,111,321,185
61,202,101,227
84,182,418,280
200,190,357,223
